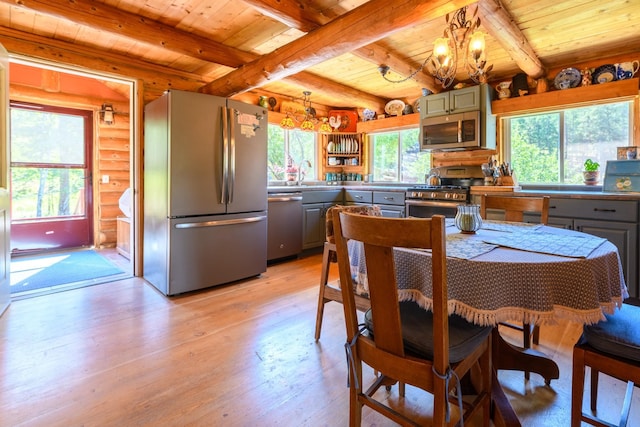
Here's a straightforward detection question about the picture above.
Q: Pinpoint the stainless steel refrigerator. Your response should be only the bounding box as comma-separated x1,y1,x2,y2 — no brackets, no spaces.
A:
143,89,268,296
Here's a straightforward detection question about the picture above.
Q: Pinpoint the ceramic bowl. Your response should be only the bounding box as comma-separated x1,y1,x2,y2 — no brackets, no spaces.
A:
592,64,617,84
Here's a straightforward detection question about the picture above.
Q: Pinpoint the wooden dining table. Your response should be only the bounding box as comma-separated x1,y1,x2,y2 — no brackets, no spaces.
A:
348,219,628,425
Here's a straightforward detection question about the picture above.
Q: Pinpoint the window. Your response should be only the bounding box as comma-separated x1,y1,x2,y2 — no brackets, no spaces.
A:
268,125,317,182
370,128,430,183
10,103,91,220
504,101,632,184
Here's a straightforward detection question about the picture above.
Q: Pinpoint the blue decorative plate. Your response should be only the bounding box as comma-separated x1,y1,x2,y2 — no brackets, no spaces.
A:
592,64,617,84
554,68,581,90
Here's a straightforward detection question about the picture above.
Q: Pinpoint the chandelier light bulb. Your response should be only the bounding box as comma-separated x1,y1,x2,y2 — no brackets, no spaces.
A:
469,31,486,60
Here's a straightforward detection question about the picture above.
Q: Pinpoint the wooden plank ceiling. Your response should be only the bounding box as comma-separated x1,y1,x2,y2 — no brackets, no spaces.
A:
0,0,639,114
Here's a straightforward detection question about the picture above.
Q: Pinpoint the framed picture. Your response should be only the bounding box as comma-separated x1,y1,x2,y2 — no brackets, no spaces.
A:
618,146,637,160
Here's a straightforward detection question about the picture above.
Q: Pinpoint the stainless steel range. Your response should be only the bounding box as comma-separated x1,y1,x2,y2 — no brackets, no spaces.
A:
405,166,484,218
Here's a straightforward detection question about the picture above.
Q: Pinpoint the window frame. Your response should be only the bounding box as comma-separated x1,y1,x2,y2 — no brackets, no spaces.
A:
502,99,634,185
368,127,430,183
267,124,318,183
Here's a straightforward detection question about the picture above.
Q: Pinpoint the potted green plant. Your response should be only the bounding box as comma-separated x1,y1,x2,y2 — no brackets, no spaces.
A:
583,159,600,185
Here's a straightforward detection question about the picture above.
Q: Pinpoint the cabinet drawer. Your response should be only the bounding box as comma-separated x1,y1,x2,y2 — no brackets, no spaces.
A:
549,198,638,222
345,190,373,204
302,190,342,204
373,191,405,206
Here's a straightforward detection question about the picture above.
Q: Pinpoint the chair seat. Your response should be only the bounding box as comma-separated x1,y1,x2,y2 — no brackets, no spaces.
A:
583,302,640,362
365,300,493,363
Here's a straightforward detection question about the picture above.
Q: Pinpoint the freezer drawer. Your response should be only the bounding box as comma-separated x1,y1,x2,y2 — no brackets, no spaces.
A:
145,212,267,296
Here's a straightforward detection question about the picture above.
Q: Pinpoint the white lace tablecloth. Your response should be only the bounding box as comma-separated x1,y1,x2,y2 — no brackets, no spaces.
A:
349,221,628,327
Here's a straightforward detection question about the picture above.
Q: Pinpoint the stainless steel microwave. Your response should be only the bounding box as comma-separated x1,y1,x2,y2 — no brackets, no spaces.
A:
420,110,481,151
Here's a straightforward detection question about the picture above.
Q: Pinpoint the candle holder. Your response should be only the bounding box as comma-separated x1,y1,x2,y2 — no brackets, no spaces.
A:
455,204,482,234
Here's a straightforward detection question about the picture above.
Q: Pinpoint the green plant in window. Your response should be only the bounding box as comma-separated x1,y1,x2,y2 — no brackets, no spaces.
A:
583,159,600,172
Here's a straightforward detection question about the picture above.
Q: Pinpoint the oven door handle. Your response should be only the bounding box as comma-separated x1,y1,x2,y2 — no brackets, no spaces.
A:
405,199,465,208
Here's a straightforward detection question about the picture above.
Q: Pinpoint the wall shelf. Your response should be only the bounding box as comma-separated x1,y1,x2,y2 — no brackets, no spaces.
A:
491,78,639,116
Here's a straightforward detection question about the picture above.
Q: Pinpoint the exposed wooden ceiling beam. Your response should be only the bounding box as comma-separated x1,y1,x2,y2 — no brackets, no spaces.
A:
3,0,255,67
201,0,474,96
241,0,440,92
240,0,320,33
0,26,207,98
284,73,387,111
351,46,440,93
478,0,546,79
3,0,386,108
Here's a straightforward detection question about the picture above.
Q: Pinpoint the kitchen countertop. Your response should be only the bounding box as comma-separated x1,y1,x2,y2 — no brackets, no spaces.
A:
268,182,410,193
478,187,640,201
268,183,640,200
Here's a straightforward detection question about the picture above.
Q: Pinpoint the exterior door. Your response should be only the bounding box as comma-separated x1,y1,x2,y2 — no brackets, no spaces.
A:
9,102,93,254
0,43,10,315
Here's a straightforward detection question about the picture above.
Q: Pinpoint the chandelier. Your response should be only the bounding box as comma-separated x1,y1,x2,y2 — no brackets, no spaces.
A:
379,6,491,88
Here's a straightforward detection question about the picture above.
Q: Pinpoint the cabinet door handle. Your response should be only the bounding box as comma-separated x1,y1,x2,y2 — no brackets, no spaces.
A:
594,208,616,213
384,196,394,201
355,195,363,199
549,205,557,209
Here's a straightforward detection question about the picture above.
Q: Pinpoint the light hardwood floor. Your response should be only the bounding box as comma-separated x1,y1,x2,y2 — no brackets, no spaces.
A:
0,252,638,426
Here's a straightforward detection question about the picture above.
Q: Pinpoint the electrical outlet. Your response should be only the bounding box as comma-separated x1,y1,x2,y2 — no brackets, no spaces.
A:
102,175,109,184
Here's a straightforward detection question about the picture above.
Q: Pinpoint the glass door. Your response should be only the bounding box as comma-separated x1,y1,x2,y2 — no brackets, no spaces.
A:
9,102,93,254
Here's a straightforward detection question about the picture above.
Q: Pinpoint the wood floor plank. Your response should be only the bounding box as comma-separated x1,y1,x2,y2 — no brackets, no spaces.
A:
1,252,639,426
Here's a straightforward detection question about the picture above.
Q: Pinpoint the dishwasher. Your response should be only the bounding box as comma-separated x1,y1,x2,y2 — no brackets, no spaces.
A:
267,192,303,261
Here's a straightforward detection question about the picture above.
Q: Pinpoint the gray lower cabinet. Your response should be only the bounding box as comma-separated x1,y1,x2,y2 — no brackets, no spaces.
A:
302,188,406,249
345,189,406,218
344,190,373,205
302,190,342,249
548,198,638,298
374,191,405,218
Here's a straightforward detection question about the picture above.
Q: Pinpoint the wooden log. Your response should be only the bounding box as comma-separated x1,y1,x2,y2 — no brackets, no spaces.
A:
478,0,546,79
0,27,208,103
200,0,476,97
2,0,386,109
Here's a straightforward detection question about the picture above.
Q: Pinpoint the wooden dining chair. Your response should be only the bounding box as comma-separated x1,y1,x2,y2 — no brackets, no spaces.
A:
480,194,550,352
314,204,381,341
332,211,493,426
571,298,640,427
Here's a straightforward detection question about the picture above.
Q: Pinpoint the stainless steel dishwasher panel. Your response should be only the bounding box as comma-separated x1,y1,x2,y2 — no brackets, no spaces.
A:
267,192,303,261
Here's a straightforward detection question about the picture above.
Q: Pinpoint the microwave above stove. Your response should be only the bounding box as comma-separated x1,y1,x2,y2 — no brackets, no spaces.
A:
420,111,481,151
420,109,497,151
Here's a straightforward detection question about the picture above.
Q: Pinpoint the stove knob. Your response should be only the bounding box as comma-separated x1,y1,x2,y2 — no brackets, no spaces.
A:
430,192,437,199
444,193,451,199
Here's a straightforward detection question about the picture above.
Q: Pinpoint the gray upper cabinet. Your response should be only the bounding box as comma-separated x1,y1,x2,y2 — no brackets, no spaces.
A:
421,86,481,117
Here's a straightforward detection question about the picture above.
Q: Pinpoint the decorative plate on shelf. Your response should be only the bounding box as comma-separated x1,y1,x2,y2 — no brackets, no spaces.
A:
592,64,617,84
553,68,581,90
384,99,405,116
413,99,420,113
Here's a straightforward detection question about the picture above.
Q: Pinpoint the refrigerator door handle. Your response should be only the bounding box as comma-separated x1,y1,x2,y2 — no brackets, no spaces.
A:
228,107,236,204
221,106,229,204
174,215,267,229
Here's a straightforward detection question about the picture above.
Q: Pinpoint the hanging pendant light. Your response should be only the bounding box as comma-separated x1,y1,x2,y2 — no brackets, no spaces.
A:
318,117,333,133
300,91,315,132
279,113,295,129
